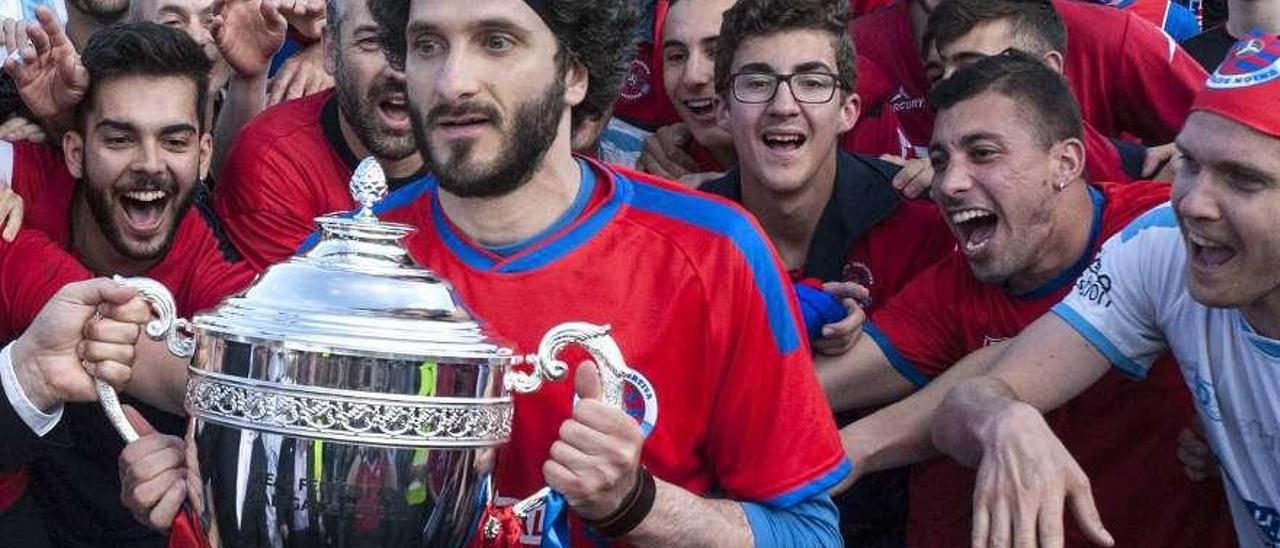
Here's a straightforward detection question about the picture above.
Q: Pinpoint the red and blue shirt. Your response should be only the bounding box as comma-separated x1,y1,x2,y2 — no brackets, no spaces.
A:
316,158,849,545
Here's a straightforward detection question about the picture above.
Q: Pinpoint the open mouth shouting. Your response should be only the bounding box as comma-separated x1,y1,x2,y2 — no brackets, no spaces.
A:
949,207,999,254
377,92,412,133
1186,230,1237,270
119,188,170,236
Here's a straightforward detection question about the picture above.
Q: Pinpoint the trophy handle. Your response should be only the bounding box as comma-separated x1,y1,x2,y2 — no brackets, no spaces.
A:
499,322,633,526
95,276,197,442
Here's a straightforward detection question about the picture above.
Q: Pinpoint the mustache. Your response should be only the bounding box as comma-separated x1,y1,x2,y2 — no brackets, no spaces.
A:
369,79,407,102
116,175,176,195
425,101,502,127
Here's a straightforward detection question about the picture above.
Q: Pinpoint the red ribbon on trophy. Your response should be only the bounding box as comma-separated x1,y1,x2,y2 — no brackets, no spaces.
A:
167,505,211,548
471,504,525,547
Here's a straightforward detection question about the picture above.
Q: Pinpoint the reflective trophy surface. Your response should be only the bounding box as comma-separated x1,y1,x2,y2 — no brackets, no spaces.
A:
96,158,632,547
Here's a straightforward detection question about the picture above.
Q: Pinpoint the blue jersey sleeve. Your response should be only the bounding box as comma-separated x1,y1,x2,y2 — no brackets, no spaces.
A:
740,494,841,548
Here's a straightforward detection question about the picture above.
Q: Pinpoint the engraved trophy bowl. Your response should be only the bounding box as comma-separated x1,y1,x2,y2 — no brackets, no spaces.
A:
96,158,633,547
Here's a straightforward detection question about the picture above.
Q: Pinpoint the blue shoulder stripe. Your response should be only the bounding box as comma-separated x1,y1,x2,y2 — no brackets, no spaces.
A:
763,459,852,509
1119,203,1177,243
629,182,805,355
295,176,435,255
497,170,630,273
864,323,932,388
1051,303,1148,380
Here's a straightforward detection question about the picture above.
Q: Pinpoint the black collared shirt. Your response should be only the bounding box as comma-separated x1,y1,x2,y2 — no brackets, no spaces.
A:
700,150,903,281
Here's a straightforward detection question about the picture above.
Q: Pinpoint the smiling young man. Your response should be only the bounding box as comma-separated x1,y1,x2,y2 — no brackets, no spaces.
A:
0,24,254,547
214,0,425,271
697,2,954,545
816,52,1234,548
654,0,736,175
931,33,1280,548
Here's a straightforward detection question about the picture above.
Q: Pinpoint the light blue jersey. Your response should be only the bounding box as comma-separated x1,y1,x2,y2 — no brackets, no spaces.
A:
1054,203,1280,547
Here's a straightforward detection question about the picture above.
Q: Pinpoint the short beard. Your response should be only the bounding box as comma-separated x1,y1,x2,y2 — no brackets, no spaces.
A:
67,0,128,22
81,174,194,262
415,75,565,199
335,58,417,162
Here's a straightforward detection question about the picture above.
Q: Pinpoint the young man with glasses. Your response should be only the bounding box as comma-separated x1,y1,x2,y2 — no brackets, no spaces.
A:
700,1,954,544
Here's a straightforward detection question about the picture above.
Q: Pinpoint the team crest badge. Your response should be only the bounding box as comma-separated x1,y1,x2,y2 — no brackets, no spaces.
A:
573,367,659,437
619,59,652,102
1208,32,1280,89
620,369,659,437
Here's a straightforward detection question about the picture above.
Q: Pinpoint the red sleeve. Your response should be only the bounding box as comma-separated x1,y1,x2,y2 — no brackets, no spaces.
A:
865,254,970,384
1115,10,1207,143
214,139,328,273
0,230,91,341
702,211,849,507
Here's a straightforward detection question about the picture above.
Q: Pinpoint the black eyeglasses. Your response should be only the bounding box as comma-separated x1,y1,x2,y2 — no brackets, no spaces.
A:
730,72,843,104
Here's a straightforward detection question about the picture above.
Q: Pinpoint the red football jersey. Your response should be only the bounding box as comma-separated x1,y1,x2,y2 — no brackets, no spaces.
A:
843,54,922,158
867,182,1235,548
215,91,360,272
852,2,935,156
368,159,848,545
844,198,954,313
854,0,1205,153
1056,0,1207,144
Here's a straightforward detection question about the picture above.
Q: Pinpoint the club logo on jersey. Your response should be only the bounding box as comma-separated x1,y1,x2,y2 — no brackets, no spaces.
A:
621,369,659,437
889,85,927,113
1074,258,1114,308
842,261,875,308
620,59,653,102
1209,33,1280,89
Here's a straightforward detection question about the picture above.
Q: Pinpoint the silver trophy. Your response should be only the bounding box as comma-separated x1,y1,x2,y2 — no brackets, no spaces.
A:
96,158,632,547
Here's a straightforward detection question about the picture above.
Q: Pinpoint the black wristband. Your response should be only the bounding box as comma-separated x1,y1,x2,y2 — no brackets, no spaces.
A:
586,467,657,538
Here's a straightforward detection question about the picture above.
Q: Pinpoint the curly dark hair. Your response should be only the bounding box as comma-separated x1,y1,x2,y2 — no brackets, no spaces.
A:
77,22,212,131
370,0,641,130
714,0,855,99
929,50,1082,147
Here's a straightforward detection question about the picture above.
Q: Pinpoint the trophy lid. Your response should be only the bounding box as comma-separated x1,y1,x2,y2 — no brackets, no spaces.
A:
192,158,514,364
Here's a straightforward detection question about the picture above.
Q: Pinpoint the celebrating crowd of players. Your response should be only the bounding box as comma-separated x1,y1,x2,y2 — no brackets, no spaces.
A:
0,0,1277,546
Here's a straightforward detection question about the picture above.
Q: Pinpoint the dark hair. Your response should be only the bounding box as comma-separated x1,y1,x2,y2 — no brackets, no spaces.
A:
928,0,1066,57
76,23,212,130
325,0,345,50
370,0,641,131
929,50,1082,147
714,0,855,98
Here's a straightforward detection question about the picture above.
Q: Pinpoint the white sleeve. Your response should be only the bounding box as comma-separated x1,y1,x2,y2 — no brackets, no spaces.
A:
1051,203,1180,380
0,140,13,188
0,341,64,436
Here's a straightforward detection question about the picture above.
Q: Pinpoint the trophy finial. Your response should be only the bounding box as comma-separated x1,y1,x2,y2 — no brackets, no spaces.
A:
350,157,388,222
